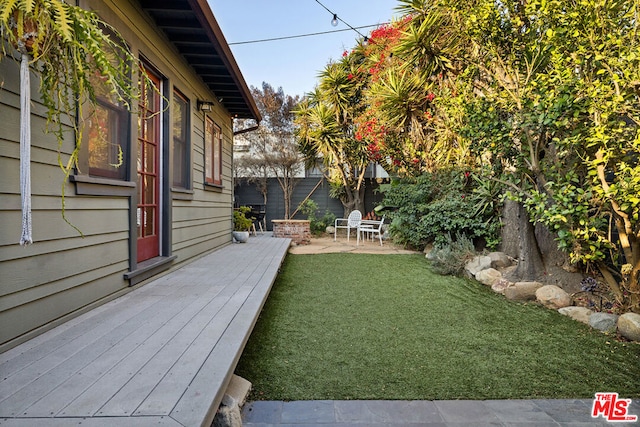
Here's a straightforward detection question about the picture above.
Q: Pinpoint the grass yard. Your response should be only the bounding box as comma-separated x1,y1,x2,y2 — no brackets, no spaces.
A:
236,253,640,401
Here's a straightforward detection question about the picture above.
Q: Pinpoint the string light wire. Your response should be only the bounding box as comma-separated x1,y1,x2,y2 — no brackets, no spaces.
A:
228,23,386,46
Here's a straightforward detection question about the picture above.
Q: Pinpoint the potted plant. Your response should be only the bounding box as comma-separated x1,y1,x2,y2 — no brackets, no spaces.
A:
232,206,252,243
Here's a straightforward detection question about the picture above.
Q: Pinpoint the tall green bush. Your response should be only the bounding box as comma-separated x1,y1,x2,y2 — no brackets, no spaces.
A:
379,169,501,250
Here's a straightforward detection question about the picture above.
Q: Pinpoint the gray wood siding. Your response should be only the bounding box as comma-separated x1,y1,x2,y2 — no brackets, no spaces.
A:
0,55,131,348
0,0,242,349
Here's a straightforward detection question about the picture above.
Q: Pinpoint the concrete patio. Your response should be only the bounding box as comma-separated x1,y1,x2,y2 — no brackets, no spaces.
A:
288,235,418,255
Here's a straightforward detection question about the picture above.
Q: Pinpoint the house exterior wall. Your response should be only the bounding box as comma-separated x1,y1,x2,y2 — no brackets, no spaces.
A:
0,0,241,351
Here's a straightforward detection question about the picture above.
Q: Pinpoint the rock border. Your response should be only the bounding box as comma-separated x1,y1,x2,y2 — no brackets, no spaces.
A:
461,253,640,343
214,375,252,427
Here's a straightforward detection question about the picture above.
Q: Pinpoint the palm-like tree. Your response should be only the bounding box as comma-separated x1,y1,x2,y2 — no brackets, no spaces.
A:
295,68,369,216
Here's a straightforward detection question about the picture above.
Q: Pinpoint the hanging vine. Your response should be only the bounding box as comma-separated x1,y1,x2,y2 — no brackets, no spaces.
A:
0,0,156,242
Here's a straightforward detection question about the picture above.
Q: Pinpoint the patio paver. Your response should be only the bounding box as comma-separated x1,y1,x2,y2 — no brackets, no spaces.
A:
242,399,640,426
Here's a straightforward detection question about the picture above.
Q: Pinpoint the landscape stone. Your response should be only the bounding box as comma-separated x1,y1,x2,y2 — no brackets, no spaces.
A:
558,306,593,324
214,404,242,427
325,225,335,234
589,312,619,333
465,255,492,278
617,312,640,342
475,268,503,286
425,245,436,260
491,279,511,294
488,252,512,269
213,375,252,427
535,285,571,309
504,281,543,301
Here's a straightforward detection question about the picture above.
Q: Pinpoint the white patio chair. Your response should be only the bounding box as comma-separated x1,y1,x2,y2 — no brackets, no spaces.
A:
334,210,362,242
358,216,385,246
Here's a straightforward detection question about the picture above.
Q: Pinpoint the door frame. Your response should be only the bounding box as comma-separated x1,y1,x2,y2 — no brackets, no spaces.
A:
126,58,173,281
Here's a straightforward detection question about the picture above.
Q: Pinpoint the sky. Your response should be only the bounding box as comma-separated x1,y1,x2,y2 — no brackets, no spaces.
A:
207,0,402,98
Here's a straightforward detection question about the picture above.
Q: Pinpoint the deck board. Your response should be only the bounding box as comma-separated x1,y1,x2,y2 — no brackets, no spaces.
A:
0,235,291,426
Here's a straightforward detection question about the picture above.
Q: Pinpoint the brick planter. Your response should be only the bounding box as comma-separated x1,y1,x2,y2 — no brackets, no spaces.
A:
272,219,311,245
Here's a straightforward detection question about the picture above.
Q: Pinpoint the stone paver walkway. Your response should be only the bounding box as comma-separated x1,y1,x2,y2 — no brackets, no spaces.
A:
242,399,640,426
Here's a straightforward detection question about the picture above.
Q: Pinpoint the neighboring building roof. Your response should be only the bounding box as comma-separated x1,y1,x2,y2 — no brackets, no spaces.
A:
138,0,261,122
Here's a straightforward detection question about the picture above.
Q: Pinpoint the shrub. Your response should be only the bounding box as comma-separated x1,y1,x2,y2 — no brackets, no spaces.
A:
379,169,502,250
233,206,253,231
428,233,477,276
297,199,336,235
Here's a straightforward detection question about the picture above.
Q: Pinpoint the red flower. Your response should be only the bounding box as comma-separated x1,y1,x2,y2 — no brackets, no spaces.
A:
343,50,348,57
426,93,435,102
347,73,354,80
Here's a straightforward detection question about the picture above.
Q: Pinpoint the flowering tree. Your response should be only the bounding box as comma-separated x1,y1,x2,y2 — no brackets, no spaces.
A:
349,12,474,177
303,0,640,311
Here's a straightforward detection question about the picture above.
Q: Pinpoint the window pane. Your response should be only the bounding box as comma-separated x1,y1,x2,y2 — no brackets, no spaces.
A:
213,126,221,185
144,143,155,174
137,207,142,238
173,144,184,185
204,118,222,186
205,118,213,183
144,206,155,236
172,91,189,188
88,102,127,179
144,175,155,204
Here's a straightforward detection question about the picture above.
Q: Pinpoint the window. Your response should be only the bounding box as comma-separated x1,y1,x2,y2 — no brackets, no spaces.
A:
87,28,129,180
205,117,222,186
87,99,128,179
172,90,190,188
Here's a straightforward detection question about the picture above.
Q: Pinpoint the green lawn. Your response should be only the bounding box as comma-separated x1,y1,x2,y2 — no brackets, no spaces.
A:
236,253,640,401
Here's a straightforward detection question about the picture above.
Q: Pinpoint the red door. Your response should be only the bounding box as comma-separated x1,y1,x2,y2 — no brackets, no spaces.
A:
137,68,161,262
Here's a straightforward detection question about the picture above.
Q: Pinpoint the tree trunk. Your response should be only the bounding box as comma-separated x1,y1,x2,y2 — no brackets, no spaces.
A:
341,185,365,217
500,199,520,259
514,202,546,281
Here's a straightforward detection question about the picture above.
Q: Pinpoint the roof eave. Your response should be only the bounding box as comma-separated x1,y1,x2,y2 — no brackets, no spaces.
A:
187,0,261,123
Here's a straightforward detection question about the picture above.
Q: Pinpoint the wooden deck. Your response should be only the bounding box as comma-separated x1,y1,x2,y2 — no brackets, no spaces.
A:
0,235,291,426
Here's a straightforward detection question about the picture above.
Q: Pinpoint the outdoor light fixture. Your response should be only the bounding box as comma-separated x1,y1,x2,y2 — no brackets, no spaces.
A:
316,0,368,44
197,100,214,112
